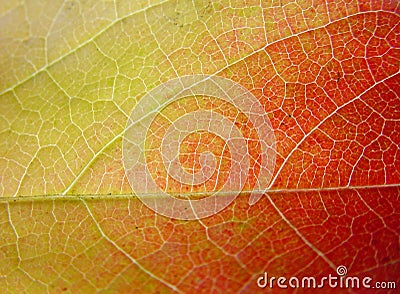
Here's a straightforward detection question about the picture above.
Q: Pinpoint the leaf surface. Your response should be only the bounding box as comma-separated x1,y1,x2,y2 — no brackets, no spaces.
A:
0,0,399,292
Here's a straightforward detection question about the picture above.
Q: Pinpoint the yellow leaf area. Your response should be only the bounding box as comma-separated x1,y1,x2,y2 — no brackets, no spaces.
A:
1,0,399,293
0,0,341,197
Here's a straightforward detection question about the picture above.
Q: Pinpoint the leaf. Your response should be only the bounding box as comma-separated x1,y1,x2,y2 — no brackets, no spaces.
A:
0,0,399,293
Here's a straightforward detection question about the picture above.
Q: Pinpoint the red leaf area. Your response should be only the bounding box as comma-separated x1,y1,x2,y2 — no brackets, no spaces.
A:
224,10,400,190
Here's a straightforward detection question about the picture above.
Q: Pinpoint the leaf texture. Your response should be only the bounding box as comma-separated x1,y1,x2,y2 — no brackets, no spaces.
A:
0,0,399,293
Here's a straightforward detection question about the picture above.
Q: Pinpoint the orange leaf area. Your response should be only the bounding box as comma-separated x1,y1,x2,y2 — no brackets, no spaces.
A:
145,95,262,197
